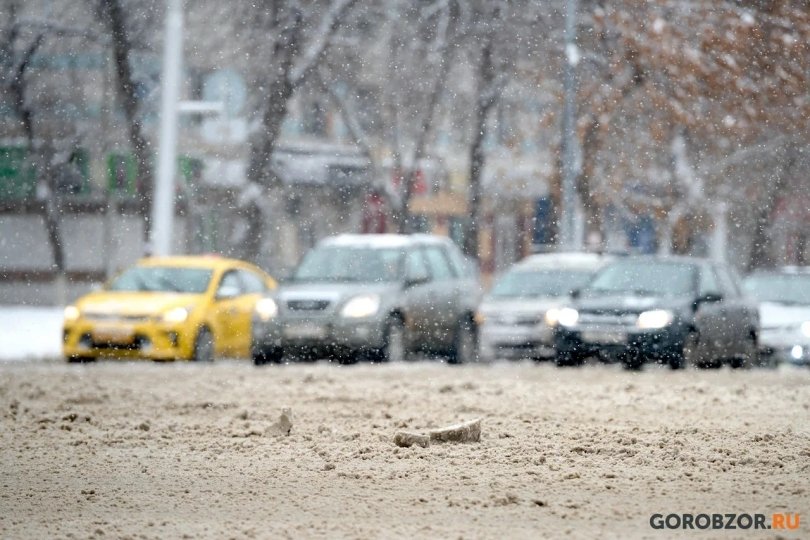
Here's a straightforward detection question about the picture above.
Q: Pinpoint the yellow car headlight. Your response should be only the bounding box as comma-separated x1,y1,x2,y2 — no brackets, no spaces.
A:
255,298,279,321
162,306,190,324
636,309,674,329
64,305,80,322
341,295,381,318
557,307,579,327
544,308,560,326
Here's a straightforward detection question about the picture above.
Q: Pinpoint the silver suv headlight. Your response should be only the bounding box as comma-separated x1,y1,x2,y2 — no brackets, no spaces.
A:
341,294,381,318
255,298,279,321
636,309,674,329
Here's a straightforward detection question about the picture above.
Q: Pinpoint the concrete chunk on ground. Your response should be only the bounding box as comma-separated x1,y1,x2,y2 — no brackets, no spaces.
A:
267,407,293,436
428,418,482,443
393,431,430,448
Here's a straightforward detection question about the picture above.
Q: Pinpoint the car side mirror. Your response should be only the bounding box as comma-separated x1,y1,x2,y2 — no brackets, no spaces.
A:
694,292,723,309
570,288,581,299
217,285,240,299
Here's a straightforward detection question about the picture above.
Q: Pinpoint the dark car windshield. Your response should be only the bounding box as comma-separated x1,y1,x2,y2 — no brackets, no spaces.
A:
108,266,213,293
585,261,696,297
743,274,810,305
489,269,594,299
293,246,403,283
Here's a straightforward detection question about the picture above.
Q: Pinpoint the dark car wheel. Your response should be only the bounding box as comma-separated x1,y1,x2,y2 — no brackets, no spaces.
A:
336,351,360,365
193,327,215,362
66,356,95,364
252,346,283,366
380,317,407,363
731,334,757,369
621,351,644,370
670,331,699,370
555,350,583,367
449,318,477,365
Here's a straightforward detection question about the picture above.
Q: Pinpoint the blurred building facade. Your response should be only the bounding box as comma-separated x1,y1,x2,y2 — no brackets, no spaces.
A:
4,0,807,305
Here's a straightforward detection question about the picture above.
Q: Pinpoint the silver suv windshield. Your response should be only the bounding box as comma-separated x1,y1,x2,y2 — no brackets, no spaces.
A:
293,246,404,283
584,261,696,297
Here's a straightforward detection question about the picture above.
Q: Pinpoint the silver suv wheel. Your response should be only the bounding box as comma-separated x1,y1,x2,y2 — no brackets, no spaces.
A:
383,318,406,363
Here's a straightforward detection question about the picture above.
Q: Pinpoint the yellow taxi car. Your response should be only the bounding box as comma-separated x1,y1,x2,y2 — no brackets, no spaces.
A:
63,256,276,362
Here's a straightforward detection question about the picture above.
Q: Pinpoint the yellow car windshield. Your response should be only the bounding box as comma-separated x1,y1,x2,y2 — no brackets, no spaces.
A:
108,266,213,294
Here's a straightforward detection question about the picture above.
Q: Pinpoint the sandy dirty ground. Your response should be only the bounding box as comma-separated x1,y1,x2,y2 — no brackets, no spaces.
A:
0,361,808,539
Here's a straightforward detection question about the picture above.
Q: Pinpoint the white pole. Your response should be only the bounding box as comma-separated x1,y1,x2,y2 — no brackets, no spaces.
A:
150,0,184,256
560,0,580,250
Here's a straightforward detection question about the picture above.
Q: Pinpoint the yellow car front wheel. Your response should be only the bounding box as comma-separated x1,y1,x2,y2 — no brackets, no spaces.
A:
192,327,215,362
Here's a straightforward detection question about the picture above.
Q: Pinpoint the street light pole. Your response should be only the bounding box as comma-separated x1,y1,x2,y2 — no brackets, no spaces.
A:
150,0,183,256
560,0,580,250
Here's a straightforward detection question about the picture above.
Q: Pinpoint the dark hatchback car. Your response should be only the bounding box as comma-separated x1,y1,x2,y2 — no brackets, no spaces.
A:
553,256,759,369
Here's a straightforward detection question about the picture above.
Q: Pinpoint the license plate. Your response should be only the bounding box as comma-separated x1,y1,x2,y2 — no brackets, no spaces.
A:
283,323,327,340
581,330,626,345
93,326,135,344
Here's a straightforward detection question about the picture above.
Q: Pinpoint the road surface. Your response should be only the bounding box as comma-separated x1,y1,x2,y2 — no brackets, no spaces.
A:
1,360,808,538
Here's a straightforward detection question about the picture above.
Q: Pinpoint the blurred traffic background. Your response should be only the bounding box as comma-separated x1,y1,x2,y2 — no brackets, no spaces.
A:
1,1,810,366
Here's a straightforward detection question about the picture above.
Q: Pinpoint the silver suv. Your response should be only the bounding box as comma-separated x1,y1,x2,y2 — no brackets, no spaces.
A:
251,234,482,364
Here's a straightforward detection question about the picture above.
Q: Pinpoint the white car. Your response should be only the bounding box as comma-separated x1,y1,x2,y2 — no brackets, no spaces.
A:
477,252,613,361
743,268,810,366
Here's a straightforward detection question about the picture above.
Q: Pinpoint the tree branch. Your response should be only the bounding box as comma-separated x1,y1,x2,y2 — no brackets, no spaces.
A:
98,0,153,213
316,70,402,210
288,0,358,88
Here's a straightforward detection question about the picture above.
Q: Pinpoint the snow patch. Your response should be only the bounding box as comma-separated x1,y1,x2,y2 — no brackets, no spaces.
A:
0,306,63,362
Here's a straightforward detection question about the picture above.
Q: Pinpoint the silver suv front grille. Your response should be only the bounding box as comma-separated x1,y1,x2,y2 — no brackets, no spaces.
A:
286,299,331,311
577,312,638,327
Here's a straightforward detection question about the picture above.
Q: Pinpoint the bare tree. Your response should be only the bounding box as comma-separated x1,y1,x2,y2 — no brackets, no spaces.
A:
745,141,799,270
221,0,358,262
317,0,466,232
1,2,66,301
96,0,156,225
463,3,512,258
397,0,460,233
572,0,810,255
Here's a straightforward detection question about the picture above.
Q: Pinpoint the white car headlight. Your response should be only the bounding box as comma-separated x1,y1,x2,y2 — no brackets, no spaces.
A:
64,305,80,322
341,294,381,318
544,308,561,326
636,309,674,329
255,298,279,321
801,321,810,338
162,306,190,324
557,307,579,327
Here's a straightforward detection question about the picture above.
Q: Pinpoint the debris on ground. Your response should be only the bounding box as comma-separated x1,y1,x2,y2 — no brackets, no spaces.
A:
428,418,481,443
393,431,430,448
268,407,293,436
